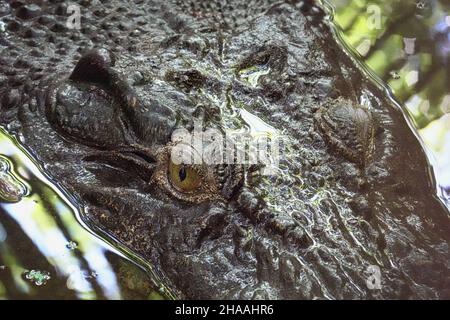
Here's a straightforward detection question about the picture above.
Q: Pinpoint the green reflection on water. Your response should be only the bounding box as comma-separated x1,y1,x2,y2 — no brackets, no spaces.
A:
326,0,450,200
0,128,161,299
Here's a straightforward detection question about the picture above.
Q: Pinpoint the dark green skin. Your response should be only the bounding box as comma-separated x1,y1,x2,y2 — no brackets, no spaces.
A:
1,0,450,299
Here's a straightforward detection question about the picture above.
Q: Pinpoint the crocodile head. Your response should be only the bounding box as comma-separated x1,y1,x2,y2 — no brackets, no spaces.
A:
2,0,450,299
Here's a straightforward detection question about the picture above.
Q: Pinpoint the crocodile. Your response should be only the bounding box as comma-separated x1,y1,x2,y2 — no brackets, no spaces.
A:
1,0,450,299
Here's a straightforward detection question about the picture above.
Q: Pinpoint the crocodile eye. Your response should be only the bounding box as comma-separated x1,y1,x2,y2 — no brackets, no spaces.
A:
168,161,202,192
152,146,223,203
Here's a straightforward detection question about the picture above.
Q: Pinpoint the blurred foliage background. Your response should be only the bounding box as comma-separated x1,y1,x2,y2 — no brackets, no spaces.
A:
327,0,450,199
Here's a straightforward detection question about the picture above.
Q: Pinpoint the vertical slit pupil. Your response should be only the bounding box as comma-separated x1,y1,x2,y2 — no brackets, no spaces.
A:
179,166,187,182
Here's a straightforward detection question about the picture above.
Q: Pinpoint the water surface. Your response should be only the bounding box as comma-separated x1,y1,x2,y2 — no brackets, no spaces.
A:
0,128,163,299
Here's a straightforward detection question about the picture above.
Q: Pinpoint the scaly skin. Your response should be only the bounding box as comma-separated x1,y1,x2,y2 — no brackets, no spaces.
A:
1,0,450,299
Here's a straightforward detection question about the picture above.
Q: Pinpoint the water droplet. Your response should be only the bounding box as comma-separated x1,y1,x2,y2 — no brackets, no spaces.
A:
65,240,78,250
415,1,432,18
24,270,51,286
389,71,401,79
0,157,26,203
83,270,97,279
238,65,271,87
17,132,25,143
0,158,8,172
416,1,426,9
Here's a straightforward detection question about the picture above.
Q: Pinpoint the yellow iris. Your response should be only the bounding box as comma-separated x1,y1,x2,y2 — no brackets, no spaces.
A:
168,162,202,192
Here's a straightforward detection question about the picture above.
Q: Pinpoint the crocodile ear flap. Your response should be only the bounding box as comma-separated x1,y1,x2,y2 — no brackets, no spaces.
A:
69,48,115,86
